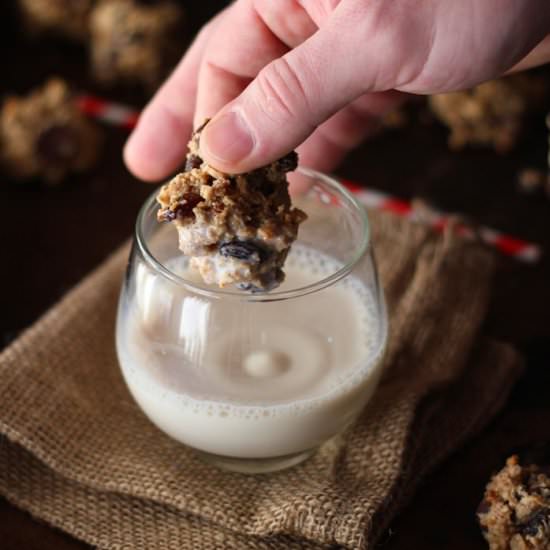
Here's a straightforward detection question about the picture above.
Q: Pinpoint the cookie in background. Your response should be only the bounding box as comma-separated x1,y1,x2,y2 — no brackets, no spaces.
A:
89,0,185,90
478,454,550,550
0,78,102,184
18,0,96,42
429,71,549,153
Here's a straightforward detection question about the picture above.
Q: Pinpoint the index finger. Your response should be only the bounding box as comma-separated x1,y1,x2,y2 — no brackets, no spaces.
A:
123,15,222,181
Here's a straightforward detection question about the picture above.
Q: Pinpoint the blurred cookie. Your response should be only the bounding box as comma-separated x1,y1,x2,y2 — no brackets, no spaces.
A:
478,455,550,549
429,72,548,153
90,0,184,89
18,0,96,41
0,78,101,184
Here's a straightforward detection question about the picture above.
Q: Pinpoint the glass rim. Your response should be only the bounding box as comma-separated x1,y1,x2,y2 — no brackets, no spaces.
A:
135,166,371,302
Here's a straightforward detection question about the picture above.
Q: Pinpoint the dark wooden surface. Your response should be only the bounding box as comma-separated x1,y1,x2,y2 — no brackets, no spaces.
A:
1,2,550,548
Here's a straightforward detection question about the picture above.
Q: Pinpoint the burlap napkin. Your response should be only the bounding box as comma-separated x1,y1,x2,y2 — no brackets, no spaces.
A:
0,211,522,549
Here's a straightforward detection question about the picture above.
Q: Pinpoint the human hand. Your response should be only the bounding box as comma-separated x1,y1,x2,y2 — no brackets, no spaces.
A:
124,0,550,180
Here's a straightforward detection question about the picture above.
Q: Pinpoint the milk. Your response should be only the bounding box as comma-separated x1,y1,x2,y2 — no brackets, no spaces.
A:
116,245,387,459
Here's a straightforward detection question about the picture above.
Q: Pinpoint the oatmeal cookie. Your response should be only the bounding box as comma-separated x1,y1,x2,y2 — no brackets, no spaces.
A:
429,73,548,153
156,121,307,291
90,0,184,89
0,78,101,184
18,0,96,41
478,455,550,549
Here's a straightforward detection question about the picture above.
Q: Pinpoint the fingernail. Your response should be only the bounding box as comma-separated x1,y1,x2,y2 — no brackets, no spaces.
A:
201,110,254,165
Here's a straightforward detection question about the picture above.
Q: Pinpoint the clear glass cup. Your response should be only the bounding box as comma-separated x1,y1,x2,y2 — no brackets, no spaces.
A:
116,167,388,473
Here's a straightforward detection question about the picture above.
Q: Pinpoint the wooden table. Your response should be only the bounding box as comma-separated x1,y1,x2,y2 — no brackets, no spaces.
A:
2,2,550,548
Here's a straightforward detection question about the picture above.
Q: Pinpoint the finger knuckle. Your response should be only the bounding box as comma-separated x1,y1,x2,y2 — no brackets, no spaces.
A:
253,57,310,121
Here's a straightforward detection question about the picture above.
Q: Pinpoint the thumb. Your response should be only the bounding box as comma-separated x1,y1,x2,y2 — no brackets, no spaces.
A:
199,26,368,173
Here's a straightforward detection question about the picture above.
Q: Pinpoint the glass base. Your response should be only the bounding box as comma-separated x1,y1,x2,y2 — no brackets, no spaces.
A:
195,447,317,474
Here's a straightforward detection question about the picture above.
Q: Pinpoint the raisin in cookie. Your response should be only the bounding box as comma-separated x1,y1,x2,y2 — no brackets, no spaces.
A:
18,0,96,41
0,78,101,184
156,122,307,291
429,72,548,153
478,455,550,549
90,0,184,89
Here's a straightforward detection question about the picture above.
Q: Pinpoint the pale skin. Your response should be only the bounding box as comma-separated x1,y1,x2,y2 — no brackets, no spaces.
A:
124,0,550,180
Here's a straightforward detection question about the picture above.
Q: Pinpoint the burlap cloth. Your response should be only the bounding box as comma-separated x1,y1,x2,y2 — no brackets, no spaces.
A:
0,211,523,549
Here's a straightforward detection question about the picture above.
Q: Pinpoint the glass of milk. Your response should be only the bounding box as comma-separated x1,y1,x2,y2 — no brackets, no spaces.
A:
116,168,388,473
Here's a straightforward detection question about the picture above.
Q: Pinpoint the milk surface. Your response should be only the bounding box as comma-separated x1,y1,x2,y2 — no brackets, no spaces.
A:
117,245,387,458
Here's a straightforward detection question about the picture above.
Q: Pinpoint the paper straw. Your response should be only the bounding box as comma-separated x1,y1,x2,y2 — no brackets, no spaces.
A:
341,180,541,264
76,95,139,130
75,94,543,264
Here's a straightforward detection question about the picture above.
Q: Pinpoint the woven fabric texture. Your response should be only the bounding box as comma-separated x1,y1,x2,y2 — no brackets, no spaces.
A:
0,212,523,549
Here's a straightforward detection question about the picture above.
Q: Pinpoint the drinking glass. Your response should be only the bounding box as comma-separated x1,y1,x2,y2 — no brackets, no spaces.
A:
116,168,388,473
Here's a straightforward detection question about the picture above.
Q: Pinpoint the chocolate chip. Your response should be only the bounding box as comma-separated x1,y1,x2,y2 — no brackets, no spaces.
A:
477,499,490,516
173,192,203,219
520,509,550,537
248,170,276,196
219,241,263,264
247,176,272,196
276,151,298,173
185,154,202,172
36,125,79,165
159,192,202,223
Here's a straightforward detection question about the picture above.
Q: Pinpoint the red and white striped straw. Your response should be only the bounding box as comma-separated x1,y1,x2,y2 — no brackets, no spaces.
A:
76,94,542,264
341,180,541,264
76,95,139,130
